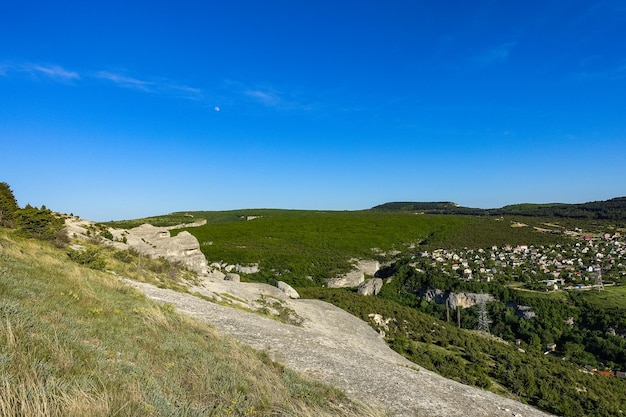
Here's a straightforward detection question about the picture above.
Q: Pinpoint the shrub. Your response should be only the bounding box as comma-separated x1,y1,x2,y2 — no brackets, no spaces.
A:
67,248,106,270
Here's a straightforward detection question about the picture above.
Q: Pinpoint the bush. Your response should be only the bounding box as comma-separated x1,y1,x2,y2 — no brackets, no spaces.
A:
67,248,106,270
17,205,65,242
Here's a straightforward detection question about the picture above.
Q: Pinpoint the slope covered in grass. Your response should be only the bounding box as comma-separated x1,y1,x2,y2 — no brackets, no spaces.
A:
165,211,567,286
0,228,384,417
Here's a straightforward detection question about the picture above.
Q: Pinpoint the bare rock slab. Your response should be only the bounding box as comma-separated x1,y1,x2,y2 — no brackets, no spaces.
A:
277,281,300,299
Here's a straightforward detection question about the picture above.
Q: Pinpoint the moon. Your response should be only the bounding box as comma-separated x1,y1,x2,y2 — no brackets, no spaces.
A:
214,106,220,112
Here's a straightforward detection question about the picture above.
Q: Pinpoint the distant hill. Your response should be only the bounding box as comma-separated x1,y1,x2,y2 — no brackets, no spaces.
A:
372,197,626,220
371,201,485,215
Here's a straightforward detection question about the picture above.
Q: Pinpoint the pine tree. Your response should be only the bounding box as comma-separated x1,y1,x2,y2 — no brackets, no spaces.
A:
0,182,19,228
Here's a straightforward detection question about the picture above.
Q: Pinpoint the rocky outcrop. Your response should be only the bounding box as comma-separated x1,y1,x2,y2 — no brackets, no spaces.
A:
507,302,537,319
354,259,380,275
235,263,260,274
164,219,207,230
326,259,380,288
327,270,364,288
277,281,300,299
109,224,208,276
224,273,241,282
421,289,494,309
358,278,383,296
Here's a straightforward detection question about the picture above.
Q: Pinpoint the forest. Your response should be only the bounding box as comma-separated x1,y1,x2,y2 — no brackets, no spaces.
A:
373,196,626,220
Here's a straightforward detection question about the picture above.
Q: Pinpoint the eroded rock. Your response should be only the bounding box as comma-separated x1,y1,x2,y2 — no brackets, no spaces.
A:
277,281,300,299
358,278,383,296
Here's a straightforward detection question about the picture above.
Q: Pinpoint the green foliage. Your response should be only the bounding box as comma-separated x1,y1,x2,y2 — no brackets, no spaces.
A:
99,228,113,240
373,196,626,220
16,204,65,243
0,182,19,228
299,287,626,417
67,247,106,270
170,210,567,289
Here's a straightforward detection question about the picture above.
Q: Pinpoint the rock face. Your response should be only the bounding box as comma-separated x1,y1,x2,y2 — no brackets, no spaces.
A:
109,224,208,276
358,278,383,296
276,281,300,299
326,270,364,288
326,258,380,288
354,259,380,275
421,289,494,309
129,281,555,417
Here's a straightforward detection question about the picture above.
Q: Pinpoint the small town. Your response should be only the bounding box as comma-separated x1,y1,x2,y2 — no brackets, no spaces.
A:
415,228,625,290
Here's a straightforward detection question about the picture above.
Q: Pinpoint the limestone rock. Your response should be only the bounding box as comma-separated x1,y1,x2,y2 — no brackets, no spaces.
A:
224,273,241,282
326,270,364,288
353,259,380,276
235,263,259,274
421,289,494,309
108,223,208,276
207,270,226,280
358,278,383,296
277,281,300,299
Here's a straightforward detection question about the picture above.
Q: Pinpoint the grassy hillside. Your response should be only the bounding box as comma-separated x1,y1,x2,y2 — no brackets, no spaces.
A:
164,211,566,287
0,228,384,417
101,207,626,416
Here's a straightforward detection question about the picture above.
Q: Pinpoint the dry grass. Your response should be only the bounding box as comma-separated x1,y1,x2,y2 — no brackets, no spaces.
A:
0,229,389,417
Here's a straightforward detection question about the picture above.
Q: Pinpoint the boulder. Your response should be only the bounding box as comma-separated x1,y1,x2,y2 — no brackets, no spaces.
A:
326,270,364,288
354,259,380,276
108,224,208,276
358,278,383,296
224,273,241,282
207,270,226,280
277,281,300,299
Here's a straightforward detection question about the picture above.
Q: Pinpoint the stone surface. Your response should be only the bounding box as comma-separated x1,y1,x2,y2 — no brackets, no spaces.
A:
127,280,555,417
235,263,260,274
224,273,241,282
354,259,380,275
326,258,381,288
110,224,208,276
358,278,384,296
277,281,300,299
64,217,210,277
421,289,495,310
326,270,365,288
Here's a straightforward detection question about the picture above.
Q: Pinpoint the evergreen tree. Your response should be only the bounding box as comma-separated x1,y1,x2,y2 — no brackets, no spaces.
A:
0,182,20,228
17,204,65,242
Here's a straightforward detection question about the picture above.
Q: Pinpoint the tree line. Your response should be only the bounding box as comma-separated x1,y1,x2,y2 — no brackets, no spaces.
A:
0,182,66,244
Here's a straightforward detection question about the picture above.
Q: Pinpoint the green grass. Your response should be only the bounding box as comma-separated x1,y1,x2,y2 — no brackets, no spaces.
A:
164,211,569,287
105,210,576,288
0,229,387,417
579,285,626,309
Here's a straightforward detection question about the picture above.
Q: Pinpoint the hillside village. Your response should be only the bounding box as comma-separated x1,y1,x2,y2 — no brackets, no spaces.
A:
414,228,625,290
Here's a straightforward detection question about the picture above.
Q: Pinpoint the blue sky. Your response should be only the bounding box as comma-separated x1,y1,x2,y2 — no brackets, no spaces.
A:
1,1,625,221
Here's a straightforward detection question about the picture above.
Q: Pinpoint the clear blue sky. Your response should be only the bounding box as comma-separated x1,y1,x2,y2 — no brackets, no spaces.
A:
2,1,625,221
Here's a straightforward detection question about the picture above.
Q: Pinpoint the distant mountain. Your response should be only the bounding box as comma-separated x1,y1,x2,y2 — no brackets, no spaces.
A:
372,197,626,220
